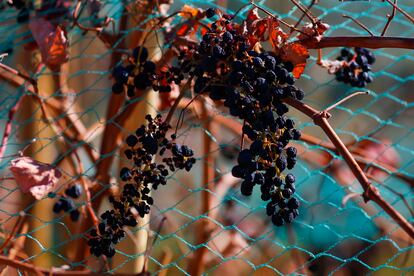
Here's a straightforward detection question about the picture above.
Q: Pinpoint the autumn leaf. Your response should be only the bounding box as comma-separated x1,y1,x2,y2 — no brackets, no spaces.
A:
29,17,69,69
281,42,309,78
245,18,267,47
176,24,193,36
10,156,62,199
244,8,286,48
269,17,288,50
254,19,268,41
246,8,260,22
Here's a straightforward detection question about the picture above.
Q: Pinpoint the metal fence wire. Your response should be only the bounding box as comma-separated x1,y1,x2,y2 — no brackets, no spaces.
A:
0,0,413,275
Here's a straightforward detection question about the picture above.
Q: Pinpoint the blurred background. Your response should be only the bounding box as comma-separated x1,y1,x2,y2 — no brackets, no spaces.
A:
0,0,413,275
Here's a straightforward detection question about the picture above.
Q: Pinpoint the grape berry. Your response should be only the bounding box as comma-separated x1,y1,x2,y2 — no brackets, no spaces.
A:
52,184,83,222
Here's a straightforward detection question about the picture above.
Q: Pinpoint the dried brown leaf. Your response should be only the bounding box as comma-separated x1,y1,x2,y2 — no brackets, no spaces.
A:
10,156,62,199
320,59,346,74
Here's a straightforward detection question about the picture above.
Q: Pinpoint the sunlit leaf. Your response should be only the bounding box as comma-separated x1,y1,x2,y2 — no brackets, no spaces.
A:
281,42,309,78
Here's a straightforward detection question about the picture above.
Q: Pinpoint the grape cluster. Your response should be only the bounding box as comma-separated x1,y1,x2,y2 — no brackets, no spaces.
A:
169,13,301,226
111,46,185,97
111,46,156,96
335,47,375,87
88,114,196,257
52,184,83,222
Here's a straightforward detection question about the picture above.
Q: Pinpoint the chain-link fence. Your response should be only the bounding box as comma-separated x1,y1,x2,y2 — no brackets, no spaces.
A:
0,0,413,275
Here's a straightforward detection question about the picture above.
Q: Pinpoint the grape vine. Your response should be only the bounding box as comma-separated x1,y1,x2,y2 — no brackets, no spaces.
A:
81,4,386,258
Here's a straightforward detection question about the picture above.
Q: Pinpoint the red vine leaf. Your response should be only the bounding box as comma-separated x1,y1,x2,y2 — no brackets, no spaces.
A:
244,18,268,46
29,17,69,69
254,19,268,41
10,156,62,199
244,8,267,47
281,42,309,78
269,17,288,50
245,10,288,48
176,24,193,36
246,8,260,22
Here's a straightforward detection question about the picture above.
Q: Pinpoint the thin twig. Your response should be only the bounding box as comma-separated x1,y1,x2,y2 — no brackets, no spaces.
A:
384,0,414,24
289,0,317,37
0,67,98,164
72,0,115,47
381,0,397,36
72,151,99,227
249,1,309,36
284,97,414,238
342,14,374,36
342,192,361,207
165,77,193,124
0,212,25,252
290,0,317,24
143,217,167,272
324,91,369,112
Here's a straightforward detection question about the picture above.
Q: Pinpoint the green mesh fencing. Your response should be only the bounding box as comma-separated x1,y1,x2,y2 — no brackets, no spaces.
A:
0,0,413,275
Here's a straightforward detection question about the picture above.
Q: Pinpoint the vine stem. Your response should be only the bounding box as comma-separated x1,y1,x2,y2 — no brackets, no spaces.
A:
302,36,414,49
382,0,397,36
174,35,414,50
178,98,414,189
284,97,414,239
384,0,414,24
